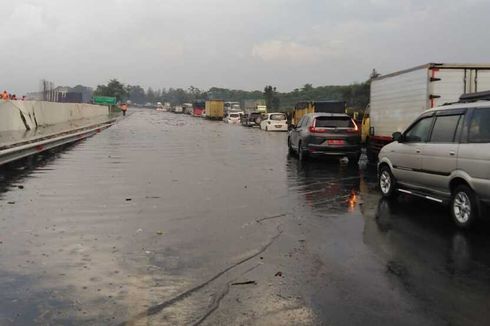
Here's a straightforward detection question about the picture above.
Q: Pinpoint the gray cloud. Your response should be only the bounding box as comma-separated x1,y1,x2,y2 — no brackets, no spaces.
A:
1,0,489,94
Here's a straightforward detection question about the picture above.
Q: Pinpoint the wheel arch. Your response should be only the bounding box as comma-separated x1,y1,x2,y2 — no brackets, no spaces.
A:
449,177,472,194
449,171,474,194
377,158,394,175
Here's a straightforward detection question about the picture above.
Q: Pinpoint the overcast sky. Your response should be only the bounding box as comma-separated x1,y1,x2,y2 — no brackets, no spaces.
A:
1,0,489,94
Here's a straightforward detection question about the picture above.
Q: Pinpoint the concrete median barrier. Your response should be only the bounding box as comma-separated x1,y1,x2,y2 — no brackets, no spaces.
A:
0,100,115,165
0,100,110,132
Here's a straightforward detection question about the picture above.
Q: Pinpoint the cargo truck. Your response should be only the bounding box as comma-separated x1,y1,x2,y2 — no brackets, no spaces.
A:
192,100,205,117
365,63,490,162
291,101,346,126
205,100,225,120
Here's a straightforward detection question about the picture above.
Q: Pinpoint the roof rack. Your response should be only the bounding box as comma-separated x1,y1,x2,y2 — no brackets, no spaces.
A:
459,90,490,102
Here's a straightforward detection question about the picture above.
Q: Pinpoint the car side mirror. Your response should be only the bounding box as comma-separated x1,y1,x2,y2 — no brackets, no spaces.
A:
392,132,403,142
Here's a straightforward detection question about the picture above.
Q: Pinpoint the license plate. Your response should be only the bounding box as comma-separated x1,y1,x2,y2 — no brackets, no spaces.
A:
327,139,345,145
275,125,282,128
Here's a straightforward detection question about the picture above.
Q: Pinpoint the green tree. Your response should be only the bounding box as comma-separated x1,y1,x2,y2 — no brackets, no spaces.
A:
264,85,280,111
127,85,146,104
94,79,128,102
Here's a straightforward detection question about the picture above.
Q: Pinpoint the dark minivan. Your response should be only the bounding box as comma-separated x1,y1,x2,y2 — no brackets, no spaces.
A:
288,113,362,164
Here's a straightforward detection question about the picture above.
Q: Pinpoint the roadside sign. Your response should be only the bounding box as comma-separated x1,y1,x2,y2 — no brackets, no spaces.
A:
93,96,117,105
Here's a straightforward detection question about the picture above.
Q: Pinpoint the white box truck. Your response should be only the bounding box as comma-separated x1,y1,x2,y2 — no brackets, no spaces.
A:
365,63,490,162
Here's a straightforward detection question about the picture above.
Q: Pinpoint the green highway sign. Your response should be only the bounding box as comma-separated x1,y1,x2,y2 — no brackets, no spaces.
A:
93,96,117,105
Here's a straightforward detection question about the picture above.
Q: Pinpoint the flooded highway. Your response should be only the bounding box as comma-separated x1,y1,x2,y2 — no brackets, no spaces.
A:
1,109,490,325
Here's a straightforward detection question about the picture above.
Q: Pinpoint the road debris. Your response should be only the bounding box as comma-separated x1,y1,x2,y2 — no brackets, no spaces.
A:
231,281,257,286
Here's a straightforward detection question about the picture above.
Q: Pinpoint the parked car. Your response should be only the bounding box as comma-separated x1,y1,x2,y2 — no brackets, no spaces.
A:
260,113,288,131
288,113,361,163
378,92,490,228
241,112,262,127
224,111,243,124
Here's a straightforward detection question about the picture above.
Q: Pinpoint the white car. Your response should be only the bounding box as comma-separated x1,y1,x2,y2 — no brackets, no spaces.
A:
260,113,288,131
224,112,243,124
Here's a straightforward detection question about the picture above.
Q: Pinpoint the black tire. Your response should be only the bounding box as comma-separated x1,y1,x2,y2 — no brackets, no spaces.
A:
266,126,269,131
366,140,377,164
348,152,362,166
288,138,294,155
451,185,479,229
379,165,396,198
298,141,307,161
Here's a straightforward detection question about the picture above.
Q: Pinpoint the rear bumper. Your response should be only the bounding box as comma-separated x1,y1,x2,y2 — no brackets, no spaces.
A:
306,144,361,156
265,124,288,131
242,120,258,126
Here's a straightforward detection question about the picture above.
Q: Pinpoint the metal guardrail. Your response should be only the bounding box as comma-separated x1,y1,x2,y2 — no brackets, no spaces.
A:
0,121,115,166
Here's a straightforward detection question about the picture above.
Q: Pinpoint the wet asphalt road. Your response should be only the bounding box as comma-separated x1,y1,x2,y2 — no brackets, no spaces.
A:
1,109,490,325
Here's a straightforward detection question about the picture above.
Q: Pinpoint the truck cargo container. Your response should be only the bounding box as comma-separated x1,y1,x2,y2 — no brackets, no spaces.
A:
365,63,490,162
205,100,225,120
291,101,345,126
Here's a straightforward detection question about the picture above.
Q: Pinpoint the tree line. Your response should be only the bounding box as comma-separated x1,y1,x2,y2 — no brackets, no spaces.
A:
93,75,375,111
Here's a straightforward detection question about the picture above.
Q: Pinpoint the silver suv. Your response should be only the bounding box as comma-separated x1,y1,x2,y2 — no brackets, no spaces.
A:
378,98,490,228
288,113,361,164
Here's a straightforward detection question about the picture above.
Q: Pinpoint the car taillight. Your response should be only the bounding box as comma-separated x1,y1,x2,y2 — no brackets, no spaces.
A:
308,126,328,133
346,120,360,133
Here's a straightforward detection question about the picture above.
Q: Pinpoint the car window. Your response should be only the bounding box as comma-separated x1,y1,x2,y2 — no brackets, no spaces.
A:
297,117,305,127
429,115,462,143
314,116,354,128
301,116,309,128
469,108,490,143
404,117,433,142
270,113,286,121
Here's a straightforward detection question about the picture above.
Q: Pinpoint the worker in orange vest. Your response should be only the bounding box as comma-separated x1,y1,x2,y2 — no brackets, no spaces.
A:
120,103,128,116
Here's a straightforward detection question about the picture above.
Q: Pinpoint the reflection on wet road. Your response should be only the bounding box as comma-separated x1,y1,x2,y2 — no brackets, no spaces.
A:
1,110,490,325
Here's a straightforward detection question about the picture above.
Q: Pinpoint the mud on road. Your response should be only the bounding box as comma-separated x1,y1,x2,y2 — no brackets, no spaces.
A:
1,109,490,325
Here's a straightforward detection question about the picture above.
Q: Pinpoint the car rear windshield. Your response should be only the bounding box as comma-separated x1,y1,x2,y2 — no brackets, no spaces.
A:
314,116,354,128
270,113,286,121
230,114,239,118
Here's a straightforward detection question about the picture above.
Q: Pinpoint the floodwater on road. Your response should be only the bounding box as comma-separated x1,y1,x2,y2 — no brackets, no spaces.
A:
1,109,490,325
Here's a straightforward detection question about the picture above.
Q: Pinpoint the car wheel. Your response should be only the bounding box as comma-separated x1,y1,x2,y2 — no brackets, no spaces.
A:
348,152,362,166
288,138,294,155
379,165,396,197
266,126,268,131
451,185,478,228
298,141,307,161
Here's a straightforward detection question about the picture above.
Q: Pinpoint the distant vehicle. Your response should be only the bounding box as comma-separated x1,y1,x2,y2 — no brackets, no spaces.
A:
155,102,165,111
366,63,490,163
224,102,241,115
174,106,184,114
241,112,262,127
256,105,267,113
183,103,193,115
193,100,205,117
260,113,288,131
224,111,243,124
378,92,490,228
205,100,225,120
292,101,345,126
288,113,361,164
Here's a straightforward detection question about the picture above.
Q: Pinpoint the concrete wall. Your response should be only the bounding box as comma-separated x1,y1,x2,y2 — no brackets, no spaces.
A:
0,101,109,132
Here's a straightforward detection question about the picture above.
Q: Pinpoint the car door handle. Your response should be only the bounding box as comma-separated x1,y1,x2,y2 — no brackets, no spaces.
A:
449,151,456,156
416,149,421,154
